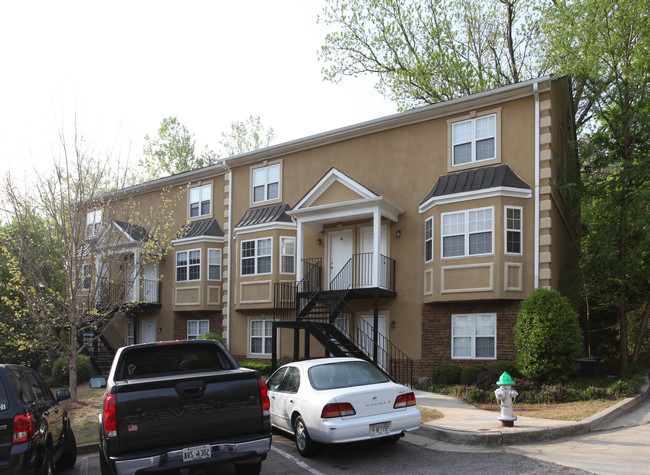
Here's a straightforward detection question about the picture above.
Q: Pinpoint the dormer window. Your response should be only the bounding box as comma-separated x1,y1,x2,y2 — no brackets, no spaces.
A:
86,210,102,238
189,183,212,218
252,163,280,204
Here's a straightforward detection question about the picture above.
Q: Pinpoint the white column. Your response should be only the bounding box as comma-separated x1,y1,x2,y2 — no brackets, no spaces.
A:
296,219,303,281
373,209,380,287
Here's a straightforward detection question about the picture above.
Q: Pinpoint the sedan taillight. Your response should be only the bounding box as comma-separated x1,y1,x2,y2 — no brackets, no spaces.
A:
13,413,35,443
394,392,416,408
321,402,356,418
258,378,270,416
103,394,117,438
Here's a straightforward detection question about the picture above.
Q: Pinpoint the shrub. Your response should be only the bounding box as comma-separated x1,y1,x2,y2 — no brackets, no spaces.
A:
487,361,521,379
475,368,504,391
432,364,462,385
466,389,494,404
239,360,273,377
197,332,224,343
459,364,488,386
514,288,582,384
52,355,95,385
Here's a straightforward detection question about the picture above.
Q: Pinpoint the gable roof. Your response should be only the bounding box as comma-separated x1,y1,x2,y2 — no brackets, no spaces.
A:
234,203,293,229
420,164,531,206
113,220,149,242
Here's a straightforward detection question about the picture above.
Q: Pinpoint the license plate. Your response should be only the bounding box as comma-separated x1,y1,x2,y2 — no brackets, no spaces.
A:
369,422,390,437
183,444,211,462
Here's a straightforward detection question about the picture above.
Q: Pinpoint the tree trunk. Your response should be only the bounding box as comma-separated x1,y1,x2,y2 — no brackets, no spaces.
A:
631,294,650,363
69,322,78,401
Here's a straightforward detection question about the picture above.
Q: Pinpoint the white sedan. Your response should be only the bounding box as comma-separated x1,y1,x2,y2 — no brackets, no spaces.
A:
267,357,421,457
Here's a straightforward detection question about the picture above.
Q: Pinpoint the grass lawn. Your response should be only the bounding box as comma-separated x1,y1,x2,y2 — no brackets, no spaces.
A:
473,399,621,421
59,384,106,445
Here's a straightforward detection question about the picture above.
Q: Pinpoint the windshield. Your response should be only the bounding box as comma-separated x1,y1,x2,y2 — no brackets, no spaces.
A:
0,377,8,411
308,361,389,390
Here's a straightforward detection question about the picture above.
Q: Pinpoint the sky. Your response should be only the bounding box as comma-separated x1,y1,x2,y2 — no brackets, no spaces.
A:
0,0,397,181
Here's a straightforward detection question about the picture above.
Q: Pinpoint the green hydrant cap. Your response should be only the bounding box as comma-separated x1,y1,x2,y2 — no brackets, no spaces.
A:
497,371,515,386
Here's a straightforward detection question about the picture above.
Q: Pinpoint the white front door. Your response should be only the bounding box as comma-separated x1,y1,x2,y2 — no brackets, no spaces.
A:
360,225,388,288
359,315,387,370
141,319,157,343
328,229,353,290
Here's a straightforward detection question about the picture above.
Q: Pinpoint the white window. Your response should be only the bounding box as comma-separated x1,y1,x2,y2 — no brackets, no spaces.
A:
241,238,272,275
505,207,523,255
208,248,222,281
250,319,273,355
452,114,496,166
86,209,102,238
189,184,212,218
424,217,434,263
452,313,496,359
176,249,201,282
126,320,135,346
280,237,295,274
442,207,493,258
187,319,210,340
252,164,280,203
80,263,92,290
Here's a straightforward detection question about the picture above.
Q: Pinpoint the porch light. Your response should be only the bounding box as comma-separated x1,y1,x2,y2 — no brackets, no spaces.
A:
316,238,322,245
396,230,402,238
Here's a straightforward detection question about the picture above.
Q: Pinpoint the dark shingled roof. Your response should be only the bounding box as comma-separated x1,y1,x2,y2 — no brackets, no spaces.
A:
113,220,149,242
420,164,530,205
235,203,292,228
176,219,225,240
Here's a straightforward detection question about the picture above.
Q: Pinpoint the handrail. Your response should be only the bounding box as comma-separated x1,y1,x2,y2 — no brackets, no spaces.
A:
329,253,396,292
96,277,160,311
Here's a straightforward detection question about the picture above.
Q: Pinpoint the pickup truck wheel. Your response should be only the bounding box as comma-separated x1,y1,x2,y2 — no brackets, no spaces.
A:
234,461,262,475
56,426,77,469
99,450,112,475
293,416,316,457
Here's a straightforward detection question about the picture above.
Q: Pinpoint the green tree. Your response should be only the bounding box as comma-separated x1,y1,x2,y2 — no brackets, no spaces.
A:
1,123,181,399
218,115,276,158
542,0,650,371
139,117,218,180
515,288,583,383
319,0,546,110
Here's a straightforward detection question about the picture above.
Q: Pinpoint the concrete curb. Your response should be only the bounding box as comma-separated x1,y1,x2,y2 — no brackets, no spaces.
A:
76,442,99,455
415,374,650,446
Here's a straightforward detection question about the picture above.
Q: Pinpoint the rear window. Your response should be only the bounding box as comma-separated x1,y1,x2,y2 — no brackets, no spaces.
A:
0,378,8,411
116,344,234,379
308,361,389,390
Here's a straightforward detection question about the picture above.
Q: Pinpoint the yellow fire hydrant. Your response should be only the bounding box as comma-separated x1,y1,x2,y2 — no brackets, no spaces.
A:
494,371,518,427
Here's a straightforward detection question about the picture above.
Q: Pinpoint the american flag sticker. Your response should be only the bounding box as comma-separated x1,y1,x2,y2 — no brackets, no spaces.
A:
128,424,138,432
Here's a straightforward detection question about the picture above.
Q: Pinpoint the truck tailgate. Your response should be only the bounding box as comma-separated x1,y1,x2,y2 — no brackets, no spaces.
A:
113,369,264,453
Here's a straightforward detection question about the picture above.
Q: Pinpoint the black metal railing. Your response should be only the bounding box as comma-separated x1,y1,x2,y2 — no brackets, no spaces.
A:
329,253,396,292
274,258,322,322
96,277,160,312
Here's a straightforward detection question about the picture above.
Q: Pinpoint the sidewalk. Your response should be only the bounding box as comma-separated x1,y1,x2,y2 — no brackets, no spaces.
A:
411,375,650,446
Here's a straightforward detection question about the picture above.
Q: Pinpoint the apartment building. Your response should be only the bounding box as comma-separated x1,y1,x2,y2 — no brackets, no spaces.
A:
84,76,579,381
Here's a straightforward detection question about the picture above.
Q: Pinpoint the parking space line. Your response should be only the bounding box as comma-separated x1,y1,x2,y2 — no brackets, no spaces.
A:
271,446,325,475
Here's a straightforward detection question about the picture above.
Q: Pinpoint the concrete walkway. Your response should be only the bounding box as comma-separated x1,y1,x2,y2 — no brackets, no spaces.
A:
411,375,650,446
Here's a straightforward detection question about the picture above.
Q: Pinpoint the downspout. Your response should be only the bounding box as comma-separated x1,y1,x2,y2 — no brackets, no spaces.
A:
533,81,540,288
225,165,233,350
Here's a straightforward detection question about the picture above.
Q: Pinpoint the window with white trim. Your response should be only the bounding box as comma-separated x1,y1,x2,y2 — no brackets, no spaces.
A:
241,238,272,275
187,319,209,340
86,210,102,238
80,263,92,290
442,207,493,258
208,248,222,281
452,313,496,359
176,249,201,282
252,164,280,203
189,183,212,218
452,114,496,166
126,320,135,346
280,237,295,274
424,217,434,263
505,207,522,255
250,319,273,355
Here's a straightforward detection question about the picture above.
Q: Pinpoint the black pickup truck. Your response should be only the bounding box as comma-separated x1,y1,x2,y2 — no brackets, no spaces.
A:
91,340,271,475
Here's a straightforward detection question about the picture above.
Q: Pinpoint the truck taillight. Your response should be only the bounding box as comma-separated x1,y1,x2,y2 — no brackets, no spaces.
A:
258,378,270,416
104,394,118,438
13,413,35,443
394,392,416,408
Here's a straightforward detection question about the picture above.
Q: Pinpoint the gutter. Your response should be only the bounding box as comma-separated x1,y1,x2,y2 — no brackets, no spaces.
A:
225,165,233,351
533,81,540,288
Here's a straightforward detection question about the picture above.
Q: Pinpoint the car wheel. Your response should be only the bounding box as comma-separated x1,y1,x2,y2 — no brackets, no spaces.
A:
56,426,77,469
234,461,262,475
293,415,316,457
41,447,54,475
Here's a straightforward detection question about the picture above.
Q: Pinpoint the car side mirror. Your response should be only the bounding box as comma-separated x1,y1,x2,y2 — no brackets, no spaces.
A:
89,377,107,389
56,389,71,401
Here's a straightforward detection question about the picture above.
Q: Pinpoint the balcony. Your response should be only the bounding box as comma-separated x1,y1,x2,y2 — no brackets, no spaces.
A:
96,277,160,313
